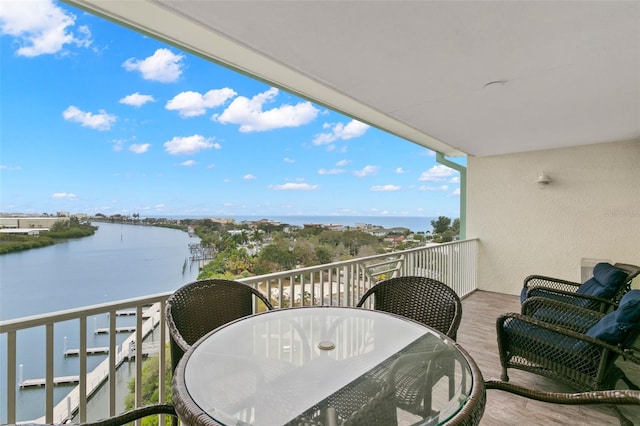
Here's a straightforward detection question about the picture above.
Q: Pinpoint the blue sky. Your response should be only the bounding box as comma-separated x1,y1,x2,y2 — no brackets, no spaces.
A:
0,0,462,219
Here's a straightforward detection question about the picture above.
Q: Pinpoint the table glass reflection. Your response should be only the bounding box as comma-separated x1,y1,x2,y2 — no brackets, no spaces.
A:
177,306,474,426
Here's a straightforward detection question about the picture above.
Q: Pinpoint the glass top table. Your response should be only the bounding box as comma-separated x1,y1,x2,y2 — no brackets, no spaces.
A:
172,306,485,426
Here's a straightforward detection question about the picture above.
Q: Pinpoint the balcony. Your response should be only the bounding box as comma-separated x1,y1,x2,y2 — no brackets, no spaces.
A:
1,239,637,425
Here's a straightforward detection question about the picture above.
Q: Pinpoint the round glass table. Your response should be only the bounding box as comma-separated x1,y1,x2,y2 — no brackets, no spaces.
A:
172,306,485,426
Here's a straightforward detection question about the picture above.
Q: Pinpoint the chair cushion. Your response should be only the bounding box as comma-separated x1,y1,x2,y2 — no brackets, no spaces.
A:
585,290,640,345
616,290,640,323
576,263,628,299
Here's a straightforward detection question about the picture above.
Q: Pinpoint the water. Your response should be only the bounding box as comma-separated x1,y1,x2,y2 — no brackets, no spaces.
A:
0,222,200,422
0,216,436,421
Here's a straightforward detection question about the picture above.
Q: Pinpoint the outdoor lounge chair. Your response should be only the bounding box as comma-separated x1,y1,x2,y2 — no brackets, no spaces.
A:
497,290,640,425
356,276,463,419
520,262,639,312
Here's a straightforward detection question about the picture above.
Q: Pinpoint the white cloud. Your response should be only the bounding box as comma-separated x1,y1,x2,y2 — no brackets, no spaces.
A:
451,188,461,196
166,89,237,117
283,157,295,163
0,0,92,57
0,165,21,171
313,119,369,145
51,192,77,200
123,48,184,83
213,87,318,132
164,135,220,155
269,183,319,191
336,159,351,167
63,106,116,131
353,165,379,177
119,93,155,107
180,160,196,167
418,185,449,191
129,143,150,154
418,165,457,182
371,185,401,192
450,176,461,184
318,168,345,175
243,174,257,180
395,167,405,174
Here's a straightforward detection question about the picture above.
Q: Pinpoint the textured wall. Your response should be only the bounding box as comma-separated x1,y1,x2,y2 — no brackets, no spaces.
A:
467,139,639,295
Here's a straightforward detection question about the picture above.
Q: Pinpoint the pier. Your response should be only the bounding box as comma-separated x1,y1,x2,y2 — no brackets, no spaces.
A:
94,326,136,334
64,347,109,357
25,303,163,424
20,376,80,388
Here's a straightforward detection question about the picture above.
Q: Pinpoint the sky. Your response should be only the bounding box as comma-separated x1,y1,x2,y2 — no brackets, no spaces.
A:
0,0,463,220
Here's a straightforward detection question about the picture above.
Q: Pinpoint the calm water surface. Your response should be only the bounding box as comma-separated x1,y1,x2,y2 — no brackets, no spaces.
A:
0,222,200,422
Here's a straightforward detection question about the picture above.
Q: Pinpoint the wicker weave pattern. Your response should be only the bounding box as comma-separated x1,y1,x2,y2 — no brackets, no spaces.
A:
521,263,640,311
165,279,274,372
356,276,462,339
497,304,640,392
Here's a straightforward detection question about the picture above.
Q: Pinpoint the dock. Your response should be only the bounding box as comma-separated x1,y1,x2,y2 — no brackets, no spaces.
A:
94,326,136,334
64,347,109,357
20,376,80,388
113,309,152,318
25,303,163,424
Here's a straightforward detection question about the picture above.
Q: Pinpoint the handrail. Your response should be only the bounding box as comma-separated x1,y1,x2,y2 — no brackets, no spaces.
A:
1,239,478,424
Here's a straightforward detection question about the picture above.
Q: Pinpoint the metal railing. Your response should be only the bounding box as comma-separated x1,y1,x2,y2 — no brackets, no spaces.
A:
0,239,477,424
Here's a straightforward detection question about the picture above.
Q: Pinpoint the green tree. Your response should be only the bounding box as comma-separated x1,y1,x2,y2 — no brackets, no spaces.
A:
430,216,451,234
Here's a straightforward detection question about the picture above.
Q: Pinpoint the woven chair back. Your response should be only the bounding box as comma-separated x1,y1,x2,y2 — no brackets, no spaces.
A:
356,276,462,340
166,279,273,372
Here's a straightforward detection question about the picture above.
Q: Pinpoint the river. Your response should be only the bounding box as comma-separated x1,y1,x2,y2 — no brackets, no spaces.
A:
0,222,200,422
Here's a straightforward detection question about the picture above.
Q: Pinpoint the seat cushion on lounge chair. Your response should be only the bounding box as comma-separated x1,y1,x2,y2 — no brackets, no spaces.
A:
575,263,628,299
585,290,640,345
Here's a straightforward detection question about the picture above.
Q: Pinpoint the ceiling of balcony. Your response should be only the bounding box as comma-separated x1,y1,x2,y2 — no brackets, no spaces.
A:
66,0,640,157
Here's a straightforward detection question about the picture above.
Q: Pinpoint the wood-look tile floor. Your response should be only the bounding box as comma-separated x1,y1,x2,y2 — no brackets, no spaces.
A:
456,290,639,425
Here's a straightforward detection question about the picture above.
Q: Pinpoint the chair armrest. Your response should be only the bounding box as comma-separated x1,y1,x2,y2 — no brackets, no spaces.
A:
523,274,582,291
484,381,640,406
521,297,603,332
496,312,640,365
522,288,617,313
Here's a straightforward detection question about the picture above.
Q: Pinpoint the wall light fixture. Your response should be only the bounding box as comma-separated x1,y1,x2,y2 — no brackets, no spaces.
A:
536,171,551,188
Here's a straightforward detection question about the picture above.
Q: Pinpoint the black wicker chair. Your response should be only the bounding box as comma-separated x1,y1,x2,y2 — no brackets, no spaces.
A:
356,276,462,339
497,290,640,425
356,276,463,419
166,279,274,374
520,262,639,312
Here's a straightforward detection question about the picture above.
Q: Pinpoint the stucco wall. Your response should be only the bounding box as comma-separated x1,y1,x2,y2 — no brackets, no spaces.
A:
467,139,639,295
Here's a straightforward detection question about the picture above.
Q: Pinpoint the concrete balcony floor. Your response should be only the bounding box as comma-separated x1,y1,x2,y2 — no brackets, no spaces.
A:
458,291,639,425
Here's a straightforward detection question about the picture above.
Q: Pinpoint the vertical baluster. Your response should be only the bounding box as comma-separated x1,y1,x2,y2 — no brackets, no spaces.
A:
79,316,87,422
6,330,16,424
45,323,54,423
135,305,143,425
109,310,116,416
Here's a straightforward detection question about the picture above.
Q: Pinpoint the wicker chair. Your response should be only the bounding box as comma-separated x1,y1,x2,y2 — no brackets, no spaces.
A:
497,291,640,425
165,279,274,374
356,276,463,419
520,262,639,312
356,276,462,339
